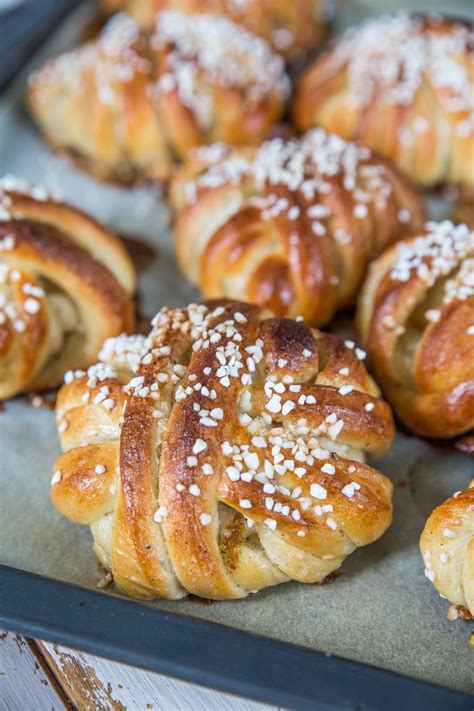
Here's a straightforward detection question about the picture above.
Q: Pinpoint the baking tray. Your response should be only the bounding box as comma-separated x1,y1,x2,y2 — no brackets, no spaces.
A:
0,2,473,709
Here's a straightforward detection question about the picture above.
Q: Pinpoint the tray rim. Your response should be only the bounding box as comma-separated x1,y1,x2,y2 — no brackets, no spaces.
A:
0,3,472,709
0,0,81,94
1,565,473,711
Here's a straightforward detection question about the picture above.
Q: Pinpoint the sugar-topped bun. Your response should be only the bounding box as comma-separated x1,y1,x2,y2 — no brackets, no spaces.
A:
98,0,329,62
52,300,394,601
420,481,474,617
0,177,135,400
358,221,474,439
28,12,288,183
293,14,474,189
171,129,425,326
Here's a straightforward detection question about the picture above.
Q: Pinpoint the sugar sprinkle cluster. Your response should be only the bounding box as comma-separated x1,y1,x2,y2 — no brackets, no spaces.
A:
0,264,44,334
184,129,409,241
0,174,60,221
391,221,474,284
153,10,289,124
0,176,61,333
335,14,473,138
31,10,288,127
389,221,474,329
29,13,148,106
58,303,382,541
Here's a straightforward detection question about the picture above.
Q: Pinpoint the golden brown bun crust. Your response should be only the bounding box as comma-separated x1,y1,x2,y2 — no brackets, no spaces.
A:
28,12,288,184
293,15,474,189
0,178,135,399
357,221,474,439
98,0,328,61
52,299,394,601
171,130,426,327
420,481,474,615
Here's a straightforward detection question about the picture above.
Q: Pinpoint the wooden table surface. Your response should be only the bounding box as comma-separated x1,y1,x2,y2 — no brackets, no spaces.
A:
0,629,281,710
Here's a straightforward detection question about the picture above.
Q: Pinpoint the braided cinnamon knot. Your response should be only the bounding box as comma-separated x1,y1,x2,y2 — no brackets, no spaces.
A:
171,129,425,326
52,300,394,601
358,221,474,440
28,11,288,184
293,14,474,190
420,481,474,617
0,176,134,399
98,0,329,62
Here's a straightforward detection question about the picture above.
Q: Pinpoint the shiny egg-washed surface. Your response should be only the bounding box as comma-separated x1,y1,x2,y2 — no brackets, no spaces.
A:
51,301,394,601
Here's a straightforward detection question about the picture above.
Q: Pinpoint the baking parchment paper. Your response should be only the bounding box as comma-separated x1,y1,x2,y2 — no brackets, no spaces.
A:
0,0,473,694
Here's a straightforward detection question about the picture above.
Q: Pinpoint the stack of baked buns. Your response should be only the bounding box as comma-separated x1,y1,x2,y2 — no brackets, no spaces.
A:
2,5,472,614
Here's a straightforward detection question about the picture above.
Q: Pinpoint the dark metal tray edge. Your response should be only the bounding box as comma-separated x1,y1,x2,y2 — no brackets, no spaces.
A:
1,566,472,711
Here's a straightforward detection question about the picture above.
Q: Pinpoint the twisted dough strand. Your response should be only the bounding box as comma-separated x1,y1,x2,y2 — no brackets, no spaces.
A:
420,481,474,616
171,129,426,326
358,220,474,439
0,177,134,398
293,14,474,189
52,300,394,601
28,11,288,183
